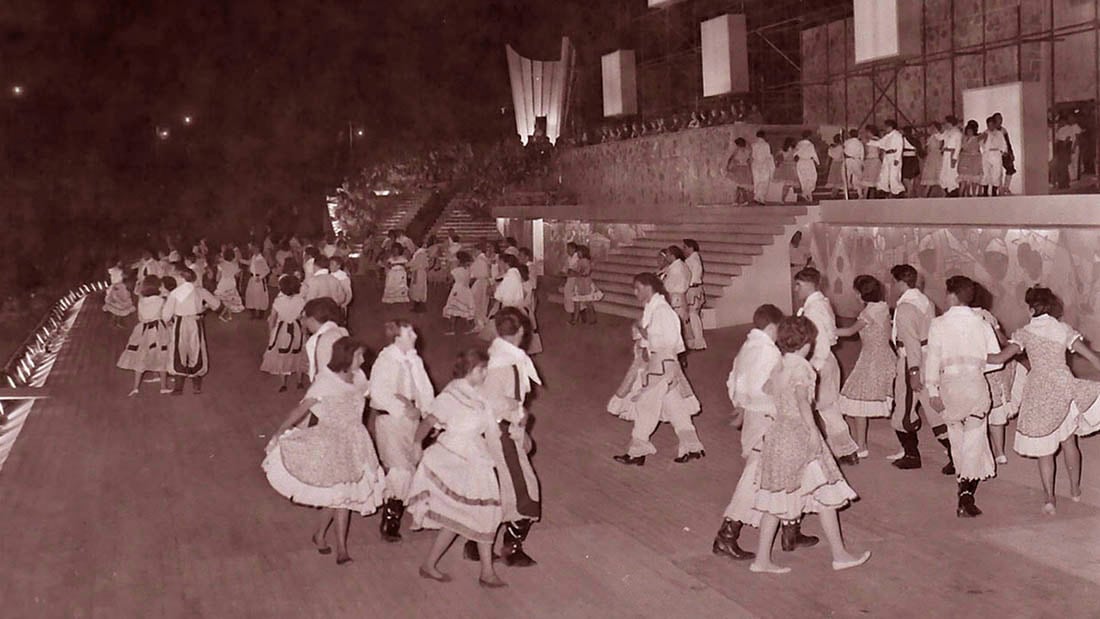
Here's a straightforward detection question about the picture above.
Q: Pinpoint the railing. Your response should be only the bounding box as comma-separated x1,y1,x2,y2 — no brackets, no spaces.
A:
0,280,107,472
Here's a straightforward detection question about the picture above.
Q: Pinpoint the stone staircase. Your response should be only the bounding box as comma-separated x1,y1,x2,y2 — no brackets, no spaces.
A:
547,206,806,323
429,202,501,244
375,190,433,233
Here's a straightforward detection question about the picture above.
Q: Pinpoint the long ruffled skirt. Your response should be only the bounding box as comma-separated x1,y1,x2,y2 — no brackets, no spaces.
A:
407,443,503,543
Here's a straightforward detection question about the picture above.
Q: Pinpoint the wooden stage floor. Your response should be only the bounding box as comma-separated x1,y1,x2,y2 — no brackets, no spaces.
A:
2,278,1099,618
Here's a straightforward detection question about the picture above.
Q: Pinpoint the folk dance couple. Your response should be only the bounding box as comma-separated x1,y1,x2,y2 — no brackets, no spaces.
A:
714,306,868,574
262,311,542,583
608,273,706,465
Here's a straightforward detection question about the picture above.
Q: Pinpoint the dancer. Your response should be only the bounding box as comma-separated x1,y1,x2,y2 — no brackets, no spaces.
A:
682,239,707,351
116,275,170,396
924,276,1002,517
519,248,543,355
836,275,896,458
381,245,410,305
561,242,579,317
793,130,819,202
749,316,868,574
263,336,387,565
408,242,430,313
162,268,221,395
988,287,1100,514
466,308,541,566
660,246,691,363
330,256,354,318
103,258,136,327
939,116,963,197
471,243,493,330
303,256,348,307
750,130,775,205
408,349,507,588
887,264,952,472
369,320,436,542
869,119,906,197
443,251,476,335
610,273,705,465
262,275,308,392
570,245,601,324
214,249,245,321
244,244,271,319
969,287,1024,465
713,304,785,561
726,137,753,204
793,268,860,464
842,129,864,198
980,116,1007,196
302,298,348,383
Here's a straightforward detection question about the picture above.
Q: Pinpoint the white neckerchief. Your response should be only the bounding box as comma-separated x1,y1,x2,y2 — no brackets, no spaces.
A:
797,290,825,317
306,321,341,380
378,344,433,407
488,337,541,386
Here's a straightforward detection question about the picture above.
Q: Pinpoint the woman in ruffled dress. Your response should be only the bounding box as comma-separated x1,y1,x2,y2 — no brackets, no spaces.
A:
957,121,984,196
382,244,410,305
263,336,387,565
103,257,136,327
988,287,1100,515
860,125,882,199
261,275,308,392
244,243,272,319
570,245,601,324
726,137,754,204
443,251,476,335
408,349,507,588
214,249,245,321
836,275,896,459
750,316,869,574
116,275,170,396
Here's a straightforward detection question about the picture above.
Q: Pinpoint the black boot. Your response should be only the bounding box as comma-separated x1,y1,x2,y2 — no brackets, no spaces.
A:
892,431,922,470
956,480,982,518
380,499,404,542
780,520,819,552
463,539,500,562
501,519,536,567
712,518,754,560
938,435,955,476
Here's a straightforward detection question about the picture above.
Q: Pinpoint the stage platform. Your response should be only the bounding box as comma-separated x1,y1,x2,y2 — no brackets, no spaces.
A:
2,278,1100,617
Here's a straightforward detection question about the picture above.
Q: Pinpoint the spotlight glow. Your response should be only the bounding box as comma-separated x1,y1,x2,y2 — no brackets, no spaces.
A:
183,115,193,125
11,85,23,96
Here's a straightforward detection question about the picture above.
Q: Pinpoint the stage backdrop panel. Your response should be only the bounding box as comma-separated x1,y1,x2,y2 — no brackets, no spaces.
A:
602,50,638,117
853,0,922,64
701,14,750,97
962,81,1048,195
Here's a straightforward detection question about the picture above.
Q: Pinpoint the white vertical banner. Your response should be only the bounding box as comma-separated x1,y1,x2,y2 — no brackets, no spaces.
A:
963,82,1048,195
601,50,637,117
701,14,750,97
853,0,921,64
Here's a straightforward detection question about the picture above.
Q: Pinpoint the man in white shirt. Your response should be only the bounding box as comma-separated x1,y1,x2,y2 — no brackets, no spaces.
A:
470,245,494,331
370,320,436,542
869,119,906,197
713,304,784,561
887,264,953,473
467,308,542,567
981,116,1008,196
301,298,348,382
612,273,705,466
793,130,819,202
397,230,417,258
329,256,354,315
842,129,865,198
682,239,707,351
162,268,222,395
793,267,860,464
924,276,1002,518
939,116,963,196
750,130,776,205
301,256,349,308
659,246,693,366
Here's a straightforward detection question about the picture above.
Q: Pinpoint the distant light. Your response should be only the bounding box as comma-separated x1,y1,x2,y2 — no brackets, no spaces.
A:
356,129,364,137
372,189,393,196
11,85,23,96
157,128,170,140
183,115,193,125
348,251,361,259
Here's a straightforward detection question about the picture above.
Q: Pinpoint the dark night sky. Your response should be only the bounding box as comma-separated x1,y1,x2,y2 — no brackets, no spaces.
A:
0,0,600,227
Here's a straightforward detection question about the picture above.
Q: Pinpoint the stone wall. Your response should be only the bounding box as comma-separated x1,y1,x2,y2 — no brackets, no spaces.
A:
802,0,1098,127
552,124,810,212
808,223,1100,345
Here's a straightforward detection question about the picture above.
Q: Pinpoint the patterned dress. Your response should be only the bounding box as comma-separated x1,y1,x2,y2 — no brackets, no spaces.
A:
116,296,168,372
921,134,944,186
103,267,136,317
861,143,882,189
1011,316,1100,457
754,353,857,521
957,135,983,183
839,302,897,418
382,256,410,304
261,294,308,375
262,368,386,514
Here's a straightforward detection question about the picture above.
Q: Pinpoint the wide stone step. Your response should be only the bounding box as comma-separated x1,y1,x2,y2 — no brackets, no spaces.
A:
611,246,758,264
596,261,743,278
548,291,642,319
593,275,724,299
631,234,772,248
656,222,786,235
643,230,783,245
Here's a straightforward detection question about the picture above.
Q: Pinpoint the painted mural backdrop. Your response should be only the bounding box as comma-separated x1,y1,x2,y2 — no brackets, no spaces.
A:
536,221,655,276
809,224,1100,344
